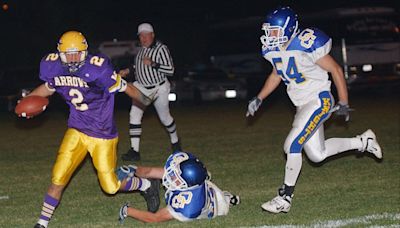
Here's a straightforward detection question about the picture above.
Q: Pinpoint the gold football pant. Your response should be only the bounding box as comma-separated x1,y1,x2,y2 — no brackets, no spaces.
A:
51,128,120,194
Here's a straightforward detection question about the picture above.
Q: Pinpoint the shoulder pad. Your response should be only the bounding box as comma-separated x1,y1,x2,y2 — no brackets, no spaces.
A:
166,183,206,219
86,54,112,68
40,53,63,80
287,28,331,52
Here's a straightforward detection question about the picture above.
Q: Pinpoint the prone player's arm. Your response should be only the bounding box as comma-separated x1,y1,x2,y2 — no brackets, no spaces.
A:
316,54,348,104
28,83,55,97
135,166,165,179
257,69,281,101
127,207,174,223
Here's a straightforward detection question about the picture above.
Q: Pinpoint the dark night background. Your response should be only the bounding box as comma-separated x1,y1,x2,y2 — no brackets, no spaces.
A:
0,0,398,70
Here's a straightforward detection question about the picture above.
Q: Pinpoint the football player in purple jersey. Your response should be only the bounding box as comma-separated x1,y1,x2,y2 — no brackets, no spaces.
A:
25,31,159,228
118,151,240,223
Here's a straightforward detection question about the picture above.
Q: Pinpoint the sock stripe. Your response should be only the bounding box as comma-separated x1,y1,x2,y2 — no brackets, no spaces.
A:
41,211,52,218
42,206,53,214
43,202,55,211
124,178,133,191
129,124,142,128
165,120,175,128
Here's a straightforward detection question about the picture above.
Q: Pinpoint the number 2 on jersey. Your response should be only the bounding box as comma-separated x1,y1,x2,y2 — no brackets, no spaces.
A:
272,57,305,84
69,88,88,111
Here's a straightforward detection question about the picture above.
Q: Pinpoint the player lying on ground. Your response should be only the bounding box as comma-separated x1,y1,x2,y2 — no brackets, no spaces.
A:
117,151,240,223
25,31,156,228
247,6,382,214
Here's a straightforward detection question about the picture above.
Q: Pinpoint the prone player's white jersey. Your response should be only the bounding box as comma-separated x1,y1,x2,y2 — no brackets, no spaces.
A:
262,28,333,106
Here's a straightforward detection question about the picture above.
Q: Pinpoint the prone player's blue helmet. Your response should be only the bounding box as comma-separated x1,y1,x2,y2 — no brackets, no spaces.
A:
260,6,299,49
180,159,208,187
163,151,208,190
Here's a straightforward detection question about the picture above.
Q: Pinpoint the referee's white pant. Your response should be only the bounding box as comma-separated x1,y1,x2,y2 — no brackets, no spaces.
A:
129,80,178,152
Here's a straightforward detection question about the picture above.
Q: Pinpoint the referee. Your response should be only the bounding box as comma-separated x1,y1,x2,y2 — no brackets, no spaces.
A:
120,22,181,161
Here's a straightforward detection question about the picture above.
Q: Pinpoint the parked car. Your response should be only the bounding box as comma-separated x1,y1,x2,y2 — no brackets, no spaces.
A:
98,40,140,59
207,6,400,89
171,63,247,103
302,7,400,88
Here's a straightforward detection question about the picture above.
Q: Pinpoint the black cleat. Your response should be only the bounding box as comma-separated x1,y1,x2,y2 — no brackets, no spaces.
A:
171,140,182,152
121,148,141,161
230,195,240,206
34,224,45,228
140,179,160,213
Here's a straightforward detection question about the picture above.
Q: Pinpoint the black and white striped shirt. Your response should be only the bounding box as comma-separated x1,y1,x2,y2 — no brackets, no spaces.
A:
135,40,174,87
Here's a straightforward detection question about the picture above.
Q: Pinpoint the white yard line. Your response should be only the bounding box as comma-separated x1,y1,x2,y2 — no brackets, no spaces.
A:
0,195,9,200
246,213,400,228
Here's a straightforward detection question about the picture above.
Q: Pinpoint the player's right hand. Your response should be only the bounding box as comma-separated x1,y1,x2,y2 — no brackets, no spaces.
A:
246,97,262,117
330,102,353,122
118,68,130,77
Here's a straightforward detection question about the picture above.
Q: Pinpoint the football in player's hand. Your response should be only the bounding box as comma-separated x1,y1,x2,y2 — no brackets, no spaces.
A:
15,95,49,118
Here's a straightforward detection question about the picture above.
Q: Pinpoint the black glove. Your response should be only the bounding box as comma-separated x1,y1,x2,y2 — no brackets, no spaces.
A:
331,102,352,122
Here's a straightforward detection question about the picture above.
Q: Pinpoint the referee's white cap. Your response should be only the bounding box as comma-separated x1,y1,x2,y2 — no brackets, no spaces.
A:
138,23,154,35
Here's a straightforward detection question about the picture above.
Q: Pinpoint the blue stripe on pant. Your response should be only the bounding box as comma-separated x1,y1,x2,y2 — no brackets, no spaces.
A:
289,91,333,153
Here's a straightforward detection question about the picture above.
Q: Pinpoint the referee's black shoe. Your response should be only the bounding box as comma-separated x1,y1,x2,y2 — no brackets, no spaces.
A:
171,140,182,152
121,148,141,161
140,179,160,213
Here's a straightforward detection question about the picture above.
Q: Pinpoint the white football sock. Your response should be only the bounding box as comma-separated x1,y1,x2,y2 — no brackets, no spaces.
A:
284,153,302,186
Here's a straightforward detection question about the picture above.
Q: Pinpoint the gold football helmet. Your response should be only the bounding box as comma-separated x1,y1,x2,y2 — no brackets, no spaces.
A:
57,31,88,72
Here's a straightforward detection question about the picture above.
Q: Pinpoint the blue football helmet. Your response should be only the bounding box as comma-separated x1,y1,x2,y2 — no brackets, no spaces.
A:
260,6,299,49
162,152,208,190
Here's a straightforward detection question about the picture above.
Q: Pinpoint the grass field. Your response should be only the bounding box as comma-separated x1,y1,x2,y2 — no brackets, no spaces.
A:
0,91,399,227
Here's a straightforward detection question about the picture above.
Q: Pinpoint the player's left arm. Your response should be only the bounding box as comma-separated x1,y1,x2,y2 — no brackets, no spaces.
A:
127,207,174,223
28,83,55,97
316,54,348,105
93,55,152,106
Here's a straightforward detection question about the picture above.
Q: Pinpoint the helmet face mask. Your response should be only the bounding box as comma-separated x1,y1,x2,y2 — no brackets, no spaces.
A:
261,23,288,49
163,164,187,190
162,156,208,191
260,7,299,50
57,31,88,72
59,51,87,72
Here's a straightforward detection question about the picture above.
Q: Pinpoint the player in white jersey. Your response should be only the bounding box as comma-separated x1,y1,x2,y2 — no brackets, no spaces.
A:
117,151,240,223
246,6,382,213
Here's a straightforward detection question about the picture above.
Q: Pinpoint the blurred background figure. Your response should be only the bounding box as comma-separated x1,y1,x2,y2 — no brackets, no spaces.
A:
119,22,181,161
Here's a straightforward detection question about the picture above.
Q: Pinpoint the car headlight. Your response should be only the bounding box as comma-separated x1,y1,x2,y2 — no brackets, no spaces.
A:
168,93,177,102
225,90,237,98
362,64,372,72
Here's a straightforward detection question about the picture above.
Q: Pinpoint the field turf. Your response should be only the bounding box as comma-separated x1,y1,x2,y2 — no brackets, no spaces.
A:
0,90,399,227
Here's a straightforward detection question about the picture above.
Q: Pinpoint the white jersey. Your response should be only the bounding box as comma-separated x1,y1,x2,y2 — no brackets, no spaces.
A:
165,180,230,222
262,28,332,106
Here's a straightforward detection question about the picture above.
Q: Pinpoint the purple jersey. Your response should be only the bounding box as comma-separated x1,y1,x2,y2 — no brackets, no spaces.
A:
39,53,120,139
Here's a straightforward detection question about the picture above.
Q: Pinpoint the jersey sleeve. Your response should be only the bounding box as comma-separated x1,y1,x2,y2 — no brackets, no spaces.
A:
156,44,174,76
92,56,126,94
308,28,332,63
39,54,59,90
